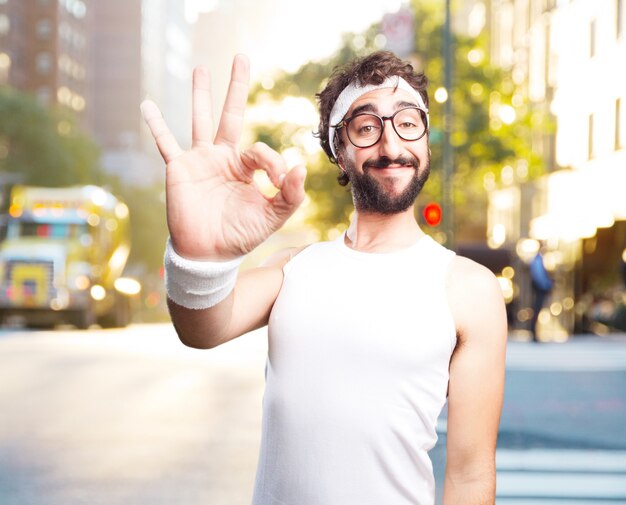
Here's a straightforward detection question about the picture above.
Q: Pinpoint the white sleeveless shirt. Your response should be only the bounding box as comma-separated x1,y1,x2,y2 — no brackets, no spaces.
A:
252,233,457,505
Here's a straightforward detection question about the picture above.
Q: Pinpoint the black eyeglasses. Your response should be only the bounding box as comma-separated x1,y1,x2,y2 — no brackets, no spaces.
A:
333,106,428,149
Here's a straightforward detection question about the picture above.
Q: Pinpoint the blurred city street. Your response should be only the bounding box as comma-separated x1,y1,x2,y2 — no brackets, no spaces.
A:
1,0,626,502
1,324,625,505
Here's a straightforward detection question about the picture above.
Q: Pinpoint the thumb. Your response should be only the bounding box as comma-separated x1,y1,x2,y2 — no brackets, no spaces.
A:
281,165,307,205
271,165,307,216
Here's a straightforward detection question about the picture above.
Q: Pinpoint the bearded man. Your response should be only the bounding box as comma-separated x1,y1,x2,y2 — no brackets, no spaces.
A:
142,50,507,505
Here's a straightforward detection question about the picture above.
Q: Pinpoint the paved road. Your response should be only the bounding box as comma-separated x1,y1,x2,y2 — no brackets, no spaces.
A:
0,324,268,505
1,325,625,504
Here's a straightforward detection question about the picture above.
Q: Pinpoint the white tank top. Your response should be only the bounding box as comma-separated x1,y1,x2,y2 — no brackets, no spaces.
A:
252,233,457,505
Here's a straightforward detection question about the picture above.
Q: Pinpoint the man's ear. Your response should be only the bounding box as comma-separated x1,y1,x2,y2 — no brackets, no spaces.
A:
336,153,345,171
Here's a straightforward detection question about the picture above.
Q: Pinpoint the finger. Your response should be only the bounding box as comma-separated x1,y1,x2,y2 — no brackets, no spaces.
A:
192,66,213,148
214,54,250,146
140,100,183,163
240,142,287,188
272,165,307,213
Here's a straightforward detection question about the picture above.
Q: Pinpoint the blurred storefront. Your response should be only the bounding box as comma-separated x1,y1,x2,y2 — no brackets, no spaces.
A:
487,0,626,339
488,164,626,339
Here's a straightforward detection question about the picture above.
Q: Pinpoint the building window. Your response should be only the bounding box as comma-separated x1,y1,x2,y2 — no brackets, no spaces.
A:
544,0,557,12
617,99,623,150
74,1,87,19
0,51,10,84
590,19,596,58
36,19,52,40
35,52,52,74
61,0,87,19
0,14,9,36
544,23,551,88
588,113,594,159
37,86,52,106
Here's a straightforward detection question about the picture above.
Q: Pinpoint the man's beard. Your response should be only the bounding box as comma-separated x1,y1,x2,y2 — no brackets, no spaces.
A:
344,153,430,215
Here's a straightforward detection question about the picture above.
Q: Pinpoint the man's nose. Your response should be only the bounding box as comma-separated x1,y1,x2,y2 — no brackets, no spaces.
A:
376,120,402,158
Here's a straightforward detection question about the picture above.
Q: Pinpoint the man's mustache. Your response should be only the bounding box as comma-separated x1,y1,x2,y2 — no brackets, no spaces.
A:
363,156,419,170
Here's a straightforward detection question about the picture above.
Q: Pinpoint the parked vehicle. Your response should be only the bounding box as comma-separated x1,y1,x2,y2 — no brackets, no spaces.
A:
0,185,140,328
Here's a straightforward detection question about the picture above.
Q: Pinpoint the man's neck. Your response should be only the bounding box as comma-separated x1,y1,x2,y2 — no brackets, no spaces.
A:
345,207,425,253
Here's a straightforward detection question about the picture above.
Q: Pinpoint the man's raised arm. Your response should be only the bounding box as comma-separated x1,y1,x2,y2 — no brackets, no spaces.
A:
141,55,306,348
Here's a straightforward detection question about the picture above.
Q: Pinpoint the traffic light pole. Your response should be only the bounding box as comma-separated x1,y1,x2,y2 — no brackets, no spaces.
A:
443,0,454,249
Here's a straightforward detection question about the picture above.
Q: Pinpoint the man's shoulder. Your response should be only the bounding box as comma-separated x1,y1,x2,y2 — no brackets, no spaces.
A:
446,254,506,342
260,244,312,269
447,254,503,308
448,254,497,284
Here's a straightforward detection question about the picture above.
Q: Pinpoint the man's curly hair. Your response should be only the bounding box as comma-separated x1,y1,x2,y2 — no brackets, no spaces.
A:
315,51,429,186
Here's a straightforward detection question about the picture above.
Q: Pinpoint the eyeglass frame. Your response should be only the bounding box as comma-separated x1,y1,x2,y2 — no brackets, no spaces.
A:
332,106,429,151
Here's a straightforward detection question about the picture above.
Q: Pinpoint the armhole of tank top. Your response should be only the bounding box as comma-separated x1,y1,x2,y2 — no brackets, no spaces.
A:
281,243,315,278
441,249,459,355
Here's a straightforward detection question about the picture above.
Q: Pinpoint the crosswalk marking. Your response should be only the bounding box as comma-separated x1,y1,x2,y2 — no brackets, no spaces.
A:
497,449,626,472
496,499,625,504
496,449,626,502
497,472,626,499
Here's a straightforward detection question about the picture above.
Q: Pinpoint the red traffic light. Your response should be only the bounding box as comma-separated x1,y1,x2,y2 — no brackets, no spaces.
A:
423,202,442,226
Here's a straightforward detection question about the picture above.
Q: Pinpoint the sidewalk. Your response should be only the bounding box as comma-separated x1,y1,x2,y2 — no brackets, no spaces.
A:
509,330,626,344
506,332,626,371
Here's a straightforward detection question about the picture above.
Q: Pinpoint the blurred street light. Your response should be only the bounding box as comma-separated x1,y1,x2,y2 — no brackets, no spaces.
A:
498,104,516,125
434,87,448,103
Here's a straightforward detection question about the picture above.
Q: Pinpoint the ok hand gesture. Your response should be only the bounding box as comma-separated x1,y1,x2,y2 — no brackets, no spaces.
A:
141,55,307,261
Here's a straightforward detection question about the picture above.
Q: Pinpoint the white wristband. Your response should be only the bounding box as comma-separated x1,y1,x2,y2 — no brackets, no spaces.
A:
164,238,244,310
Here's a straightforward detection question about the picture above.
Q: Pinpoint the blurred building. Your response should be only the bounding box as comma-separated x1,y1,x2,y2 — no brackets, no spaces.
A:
192,4,243,122
92,0,191,186
0,0,91,121
0,0,191,187
488,0,626,338
191,0,282,120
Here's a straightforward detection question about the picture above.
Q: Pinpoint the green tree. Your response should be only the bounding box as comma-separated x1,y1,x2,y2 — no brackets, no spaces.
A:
0,87,100,187
248,1,551,242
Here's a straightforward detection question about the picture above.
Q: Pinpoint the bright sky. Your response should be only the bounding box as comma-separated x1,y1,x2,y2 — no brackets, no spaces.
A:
182,0,410,235
187,0,407,78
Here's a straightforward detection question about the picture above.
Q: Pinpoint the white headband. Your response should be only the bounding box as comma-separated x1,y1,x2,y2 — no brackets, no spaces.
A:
328,76,429,158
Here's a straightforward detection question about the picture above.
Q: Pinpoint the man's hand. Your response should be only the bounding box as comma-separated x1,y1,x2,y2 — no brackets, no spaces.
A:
141,54,307,261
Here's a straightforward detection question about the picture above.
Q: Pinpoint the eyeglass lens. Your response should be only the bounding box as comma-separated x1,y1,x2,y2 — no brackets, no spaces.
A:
346,107,426,148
